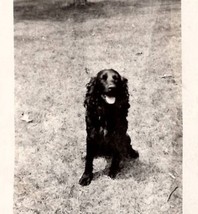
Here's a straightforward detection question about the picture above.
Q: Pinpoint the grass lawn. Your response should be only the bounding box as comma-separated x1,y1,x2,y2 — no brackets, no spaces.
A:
14,0,182,213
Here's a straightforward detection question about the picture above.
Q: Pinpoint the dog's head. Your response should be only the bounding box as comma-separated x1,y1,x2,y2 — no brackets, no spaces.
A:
96,69,123,104
85,69,129,108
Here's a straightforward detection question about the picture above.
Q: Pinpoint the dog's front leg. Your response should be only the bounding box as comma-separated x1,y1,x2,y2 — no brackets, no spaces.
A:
79,140,94,186
109,153,121,179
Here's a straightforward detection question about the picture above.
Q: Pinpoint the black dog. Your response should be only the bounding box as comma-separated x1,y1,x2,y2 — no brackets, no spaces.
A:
79,69,139,186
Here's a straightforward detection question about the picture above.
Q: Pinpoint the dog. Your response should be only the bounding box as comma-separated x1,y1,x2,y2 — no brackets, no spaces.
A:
79,69,139,186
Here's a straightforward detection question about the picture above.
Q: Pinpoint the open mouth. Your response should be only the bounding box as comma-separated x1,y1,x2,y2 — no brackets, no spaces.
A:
102,95,116,104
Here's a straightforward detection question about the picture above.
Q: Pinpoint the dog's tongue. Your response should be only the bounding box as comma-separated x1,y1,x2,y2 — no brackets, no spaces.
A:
105,95,116,104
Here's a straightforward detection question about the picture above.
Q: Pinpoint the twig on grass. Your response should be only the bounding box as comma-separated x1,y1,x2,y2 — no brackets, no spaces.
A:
167,186,178,202
161,74,173,79
85,67,89,74
136,52,143,55
168,173,176,179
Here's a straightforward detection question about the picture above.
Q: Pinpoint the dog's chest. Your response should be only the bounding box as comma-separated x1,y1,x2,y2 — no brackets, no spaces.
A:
98,106,118,135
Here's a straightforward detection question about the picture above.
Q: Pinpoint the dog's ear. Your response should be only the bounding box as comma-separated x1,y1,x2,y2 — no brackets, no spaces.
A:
121,76,128,84
84,77,98,108
120,76,129,93
86,77,97,95
119,76,130,111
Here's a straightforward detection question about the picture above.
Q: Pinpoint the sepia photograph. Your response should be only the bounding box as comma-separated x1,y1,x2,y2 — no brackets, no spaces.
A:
10,0,184,213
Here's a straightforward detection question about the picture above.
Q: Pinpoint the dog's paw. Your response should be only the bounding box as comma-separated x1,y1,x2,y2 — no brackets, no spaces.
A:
129,149,139,159
108,170,118,179
79,173,93,186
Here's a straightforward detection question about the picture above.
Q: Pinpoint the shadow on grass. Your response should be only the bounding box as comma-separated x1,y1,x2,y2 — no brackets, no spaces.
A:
92,158,160,182
14,0,134,22
117,159,161,182
14,0,180,23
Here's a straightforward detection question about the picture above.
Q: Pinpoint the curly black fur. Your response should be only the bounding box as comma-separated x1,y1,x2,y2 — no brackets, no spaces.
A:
79,69,139,186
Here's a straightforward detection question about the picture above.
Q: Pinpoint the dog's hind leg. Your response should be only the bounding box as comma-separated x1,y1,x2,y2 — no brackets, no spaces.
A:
125,134,139,159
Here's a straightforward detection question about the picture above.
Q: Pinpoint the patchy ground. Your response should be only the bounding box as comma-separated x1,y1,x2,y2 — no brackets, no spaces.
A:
14,0,182,213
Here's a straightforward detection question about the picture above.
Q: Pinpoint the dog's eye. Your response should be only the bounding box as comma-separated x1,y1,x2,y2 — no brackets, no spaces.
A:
112,75,118,80
101,74,107,80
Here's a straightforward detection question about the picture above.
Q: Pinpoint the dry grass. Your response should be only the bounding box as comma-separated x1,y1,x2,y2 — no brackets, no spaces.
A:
14,0,182,213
